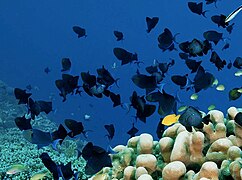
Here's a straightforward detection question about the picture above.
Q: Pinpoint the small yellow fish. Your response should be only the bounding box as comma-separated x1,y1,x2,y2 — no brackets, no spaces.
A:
190,93,198,100
6,164,27,175
235,70,242,77
178,105,188,112
162,114,180,126
30,170,49,180
93,173,109,180
238,88,242,93
208,104,216,111
212,78,218,86
216,84,225,91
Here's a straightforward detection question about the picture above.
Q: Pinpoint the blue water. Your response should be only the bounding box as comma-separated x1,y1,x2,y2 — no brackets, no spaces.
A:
0,1,241,148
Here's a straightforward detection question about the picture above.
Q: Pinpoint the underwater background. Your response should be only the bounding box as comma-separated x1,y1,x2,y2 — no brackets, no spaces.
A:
0,0,241,179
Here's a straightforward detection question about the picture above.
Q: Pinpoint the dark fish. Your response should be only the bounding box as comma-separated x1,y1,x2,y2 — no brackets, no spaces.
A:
62,74,79,91
227,60,232,69
151,71,164,84
185,59,202,73
146,90,178,116
44,67,51,74
145,64,158,74
226,23,235,34
205,0,219,8
179,53,189,60
28,98,52,119
158,59,175,77
40,153,59,180
156,118,165,139
81,142,112,175
113,47,138,65
188,2,207,17
229,88,241,101
233,57,242,69
15,116,32,131
133,69,163,94
234,112,242,127
64,119,86,138
81,73,108,98
158,28,179,51
193,66,215,93
187,39,204,56
146,91,163,102
59,162,76,180
179,41,191,54
23,129,59,149
179,106,210,132
97,66,119,87
127,123,139,138
55,80,68,101
130,91,156,123
171,74,190,89
51,124,68,145
146,17,159,33
202,40,212,55
157,90,178,117
211,14,228,28
203,30,223,45
61,58,71,72
55,74,79,102
132,74,158,90
37,100,53,114
73,26,87,38
81,71,97,87
14,88,32,104
113,31,124,41
136,104,156,123
89,84,106,97
104,124,115,141
222,43,230,51
81,142,95,160
179,39,211,57
210,51,226,70
109,91,121,107
40,153,77,180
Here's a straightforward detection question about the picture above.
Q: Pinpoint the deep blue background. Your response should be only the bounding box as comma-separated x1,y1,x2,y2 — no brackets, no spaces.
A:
0,1,241,148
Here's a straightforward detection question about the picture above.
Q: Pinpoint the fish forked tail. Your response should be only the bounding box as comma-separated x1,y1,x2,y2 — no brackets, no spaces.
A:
173,33,180,44
202,10,209,18
114,78,120,88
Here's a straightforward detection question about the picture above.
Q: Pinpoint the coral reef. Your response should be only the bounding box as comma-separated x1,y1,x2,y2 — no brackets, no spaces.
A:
0,124,87,179
90,107,242,180
0,81,88,179
0,80,26,129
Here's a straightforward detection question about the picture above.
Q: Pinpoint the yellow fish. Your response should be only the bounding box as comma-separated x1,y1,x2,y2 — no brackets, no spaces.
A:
190,93,198,100
235,70,242,77
208,104,216,111
93,174,109,180
212,78,218,86
30,170,49,180
216,84,225,91
162,114,180,126
6,164,27,175
178,105,188,112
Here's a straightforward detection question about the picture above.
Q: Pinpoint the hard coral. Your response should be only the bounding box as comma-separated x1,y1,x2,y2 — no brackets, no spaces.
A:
90,107,242,180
